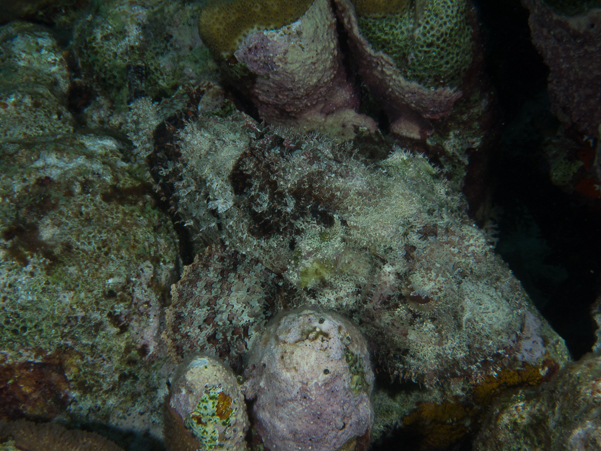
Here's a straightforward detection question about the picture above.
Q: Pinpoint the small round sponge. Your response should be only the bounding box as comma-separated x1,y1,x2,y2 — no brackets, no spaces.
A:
244,307,374,451
165,355,249,451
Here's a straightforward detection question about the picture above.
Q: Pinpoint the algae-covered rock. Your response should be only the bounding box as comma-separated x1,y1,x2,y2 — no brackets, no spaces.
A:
0,22,74,141
474,354,601,450
0,134,178,447
72,0,217,109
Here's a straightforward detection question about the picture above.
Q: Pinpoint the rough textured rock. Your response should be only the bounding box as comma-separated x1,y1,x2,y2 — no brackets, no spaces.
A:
523,0,601,139
0,420,124,451
71,0,216,109
0,22,74,140
244,307,374,451
474,354,601,450
0,134,178,448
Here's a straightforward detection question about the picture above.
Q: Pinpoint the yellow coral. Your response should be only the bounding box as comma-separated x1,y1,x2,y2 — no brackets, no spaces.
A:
198,0,315,59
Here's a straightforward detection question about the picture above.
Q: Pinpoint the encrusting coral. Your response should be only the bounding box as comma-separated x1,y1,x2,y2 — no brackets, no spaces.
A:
335,0,474,138
522,0,601,139
197,0,476,139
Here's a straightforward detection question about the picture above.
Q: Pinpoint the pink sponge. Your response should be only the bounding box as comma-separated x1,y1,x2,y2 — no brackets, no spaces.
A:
244,306,374,451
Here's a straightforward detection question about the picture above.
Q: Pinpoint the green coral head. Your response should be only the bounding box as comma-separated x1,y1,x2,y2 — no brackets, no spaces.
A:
198,0,315,60
356,0,474,88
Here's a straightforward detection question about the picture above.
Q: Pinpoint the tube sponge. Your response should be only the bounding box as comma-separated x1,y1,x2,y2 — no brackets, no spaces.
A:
244,307,374,451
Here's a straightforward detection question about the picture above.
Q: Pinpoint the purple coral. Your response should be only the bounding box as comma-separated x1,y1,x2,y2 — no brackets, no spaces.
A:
243,306,374,451
231,0,376,138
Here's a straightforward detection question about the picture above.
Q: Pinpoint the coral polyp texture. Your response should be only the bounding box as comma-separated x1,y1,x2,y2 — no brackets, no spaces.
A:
244,307,374,451
161,109,568,388
0,134,178,441
162,245,288,372
474,354,601,450
165,355,248,451
334,0,472,138
198,0,376,138
353,0,473,88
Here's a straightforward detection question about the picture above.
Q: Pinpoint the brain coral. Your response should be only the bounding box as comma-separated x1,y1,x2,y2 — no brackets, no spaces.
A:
355,0,474,88
244,307,374,451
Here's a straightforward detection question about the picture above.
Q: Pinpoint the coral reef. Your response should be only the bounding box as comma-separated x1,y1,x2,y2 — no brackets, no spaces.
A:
197,0,314,59
335,0,474,138
198,0,376,138
522,0,601,139
353,0,473,89
0,22,74,140
196,0,477,140
0,132,178,444
165,355,248,451
164,110,562,386
0,420,123,451
244,307,374,451
474,354,601,450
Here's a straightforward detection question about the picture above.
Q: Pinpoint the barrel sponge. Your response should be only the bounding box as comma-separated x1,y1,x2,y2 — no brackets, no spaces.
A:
356,0,473,88
198,0,315,59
